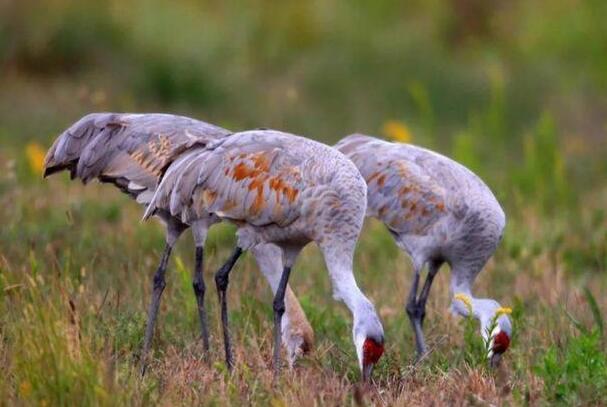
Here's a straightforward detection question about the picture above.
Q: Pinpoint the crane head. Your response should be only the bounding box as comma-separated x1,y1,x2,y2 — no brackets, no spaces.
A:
353,311,385,382
351,293,384,381
361,337,384,381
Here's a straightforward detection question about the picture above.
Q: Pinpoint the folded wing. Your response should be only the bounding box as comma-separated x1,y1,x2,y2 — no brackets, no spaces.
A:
44,112,230,204
337,134,450,235
147,131,306,227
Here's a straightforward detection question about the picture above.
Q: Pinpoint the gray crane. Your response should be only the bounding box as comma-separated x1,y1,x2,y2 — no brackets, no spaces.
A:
335,134,511,365
144,129,385,380
43,113,313,374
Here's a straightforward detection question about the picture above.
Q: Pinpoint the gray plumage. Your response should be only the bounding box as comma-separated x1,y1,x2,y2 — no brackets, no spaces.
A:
335,134,505,266
44,112,230,205
146,130,368,246
335,134,511,364
145,129,385,379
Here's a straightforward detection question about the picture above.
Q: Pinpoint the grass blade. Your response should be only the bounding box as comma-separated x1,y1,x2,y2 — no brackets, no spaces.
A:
584,287,604,336
563,307,588,335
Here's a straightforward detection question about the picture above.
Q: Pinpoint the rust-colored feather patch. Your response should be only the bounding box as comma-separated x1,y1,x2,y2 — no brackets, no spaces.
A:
377,174,386,187
202,189,217,207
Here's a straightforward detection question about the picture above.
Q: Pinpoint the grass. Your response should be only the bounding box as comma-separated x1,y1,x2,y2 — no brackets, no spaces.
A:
1,162,606,405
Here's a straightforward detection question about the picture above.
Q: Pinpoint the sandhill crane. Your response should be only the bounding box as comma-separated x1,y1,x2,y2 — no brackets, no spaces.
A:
332,134,512,365
43,113,313,373
144,129,385,380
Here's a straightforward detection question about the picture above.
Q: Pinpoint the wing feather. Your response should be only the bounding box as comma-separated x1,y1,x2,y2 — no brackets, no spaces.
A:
336,134,449,234
147,131,306,227
44,113,230,205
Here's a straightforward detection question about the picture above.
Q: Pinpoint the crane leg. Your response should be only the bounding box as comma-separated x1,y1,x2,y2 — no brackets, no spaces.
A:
417,260,442,327
141,242,173,376
272,266,292,378
405,262,426,358
192,246,210,360
214,246,243,371
406,260,443,360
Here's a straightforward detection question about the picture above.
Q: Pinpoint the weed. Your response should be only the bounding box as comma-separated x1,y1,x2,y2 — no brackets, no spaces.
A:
537,331,607,405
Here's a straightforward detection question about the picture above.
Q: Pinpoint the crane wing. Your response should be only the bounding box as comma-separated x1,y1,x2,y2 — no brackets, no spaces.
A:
336,134,449,235
148,131,306,227
44,113,230,204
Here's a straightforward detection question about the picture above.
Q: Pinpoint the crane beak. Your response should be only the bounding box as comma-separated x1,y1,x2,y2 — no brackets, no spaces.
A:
362,362,374,382
489,350,502,368
488,330,510,368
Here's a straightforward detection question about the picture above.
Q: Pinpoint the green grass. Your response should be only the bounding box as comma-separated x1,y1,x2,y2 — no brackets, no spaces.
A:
535,290,607,405
537,331,607,405
1,167,606,404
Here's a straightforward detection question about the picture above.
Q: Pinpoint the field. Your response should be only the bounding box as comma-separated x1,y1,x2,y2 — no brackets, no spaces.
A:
1,1,607,405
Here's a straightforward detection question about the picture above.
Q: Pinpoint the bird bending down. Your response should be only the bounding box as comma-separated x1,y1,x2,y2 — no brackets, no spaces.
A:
43,113,314,373
144,129,385,380
334,134,511,365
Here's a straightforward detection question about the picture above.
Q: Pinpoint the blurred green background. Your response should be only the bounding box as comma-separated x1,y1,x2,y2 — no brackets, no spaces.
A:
1,1,607,404
2,0,606,212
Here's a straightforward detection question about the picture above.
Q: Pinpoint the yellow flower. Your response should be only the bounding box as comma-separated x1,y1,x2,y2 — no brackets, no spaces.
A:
495,307,512,317
454,293,473,314
19,380,32,398
26,142,46,176
270,398,286,407
382,120,412,143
